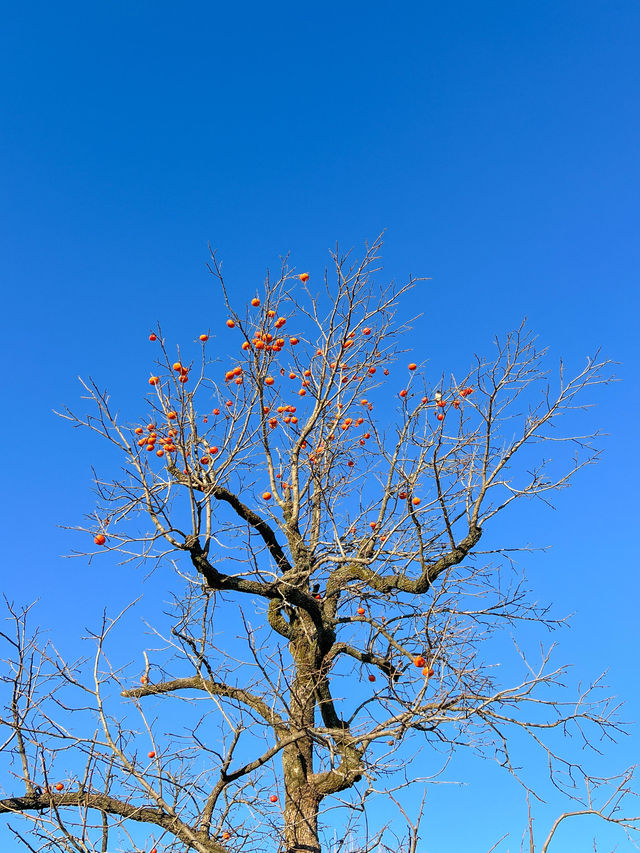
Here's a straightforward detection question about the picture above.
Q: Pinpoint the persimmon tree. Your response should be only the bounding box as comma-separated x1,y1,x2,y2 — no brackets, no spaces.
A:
1,238,637,852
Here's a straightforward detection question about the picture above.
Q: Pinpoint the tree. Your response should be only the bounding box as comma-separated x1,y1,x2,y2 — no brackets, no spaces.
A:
0,237,636,852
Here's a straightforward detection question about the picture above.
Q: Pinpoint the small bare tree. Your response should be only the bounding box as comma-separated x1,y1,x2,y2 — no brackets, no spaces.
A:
1,237,636,852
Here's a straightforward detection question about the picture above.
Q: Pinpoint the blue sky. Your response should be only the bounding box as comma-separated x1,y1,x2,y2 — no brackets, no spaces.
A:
1,1,639,850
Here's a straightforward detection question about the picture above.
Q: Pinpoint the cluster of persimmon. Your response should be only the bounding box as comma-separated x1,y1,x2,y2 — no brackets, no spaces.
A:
141,311,475,520
265,404,299,428
414,655,435,678
133,422,179,457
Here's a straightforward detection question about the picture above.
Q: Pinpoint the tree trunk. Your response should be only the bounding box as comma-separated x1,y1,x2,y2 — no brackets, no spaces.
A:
284,625,322,853
283,768,321,853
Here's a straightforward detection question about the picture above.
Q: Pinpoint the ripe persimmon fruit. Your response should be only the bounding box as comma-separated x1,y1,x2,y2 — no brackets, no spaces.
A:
298,273,310,282
199,334,209,342
94,534,106,546
226,319,235,328
251,297,260,307
262,491,272,500
414,656,426,668
149,333,157,341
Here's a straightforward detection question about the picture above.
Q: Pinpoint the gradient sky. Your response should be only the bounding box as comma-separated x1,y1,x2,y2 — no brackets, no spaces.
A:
1,1,639,850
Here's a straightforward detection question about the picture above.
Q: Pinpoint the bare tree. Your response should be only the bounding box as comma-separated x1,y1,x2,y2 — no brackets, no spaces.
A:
1,237,635,852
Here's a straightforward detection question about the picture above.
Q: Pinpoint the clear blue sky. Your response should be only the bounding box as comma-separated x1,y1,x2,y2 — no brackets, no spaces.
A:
1,1,639,850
